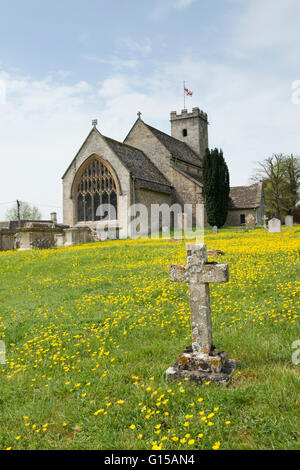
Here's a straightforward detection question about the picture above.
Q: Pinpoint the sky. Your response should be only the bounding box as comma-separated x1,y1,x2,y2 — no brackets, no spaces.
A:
0,0,300,221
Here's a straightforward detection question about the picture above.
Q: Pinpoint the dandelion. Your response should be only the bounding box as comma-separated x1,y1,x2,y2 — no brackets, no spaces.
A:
212,441,221,450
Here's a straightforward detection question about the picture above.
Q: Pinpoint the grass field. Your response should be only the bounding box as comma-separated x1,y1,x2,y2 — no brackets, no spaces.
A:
0,227,299,450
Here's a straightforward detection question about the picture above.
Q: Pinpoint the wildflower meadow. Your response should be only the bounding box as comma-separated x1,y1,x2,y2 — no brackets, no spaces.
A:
0,227,299,450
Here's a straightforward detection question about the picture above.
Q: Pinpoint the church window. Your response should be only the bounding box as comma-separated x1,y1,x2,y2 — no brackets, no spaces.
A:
76,158,118,222
182,129,188,137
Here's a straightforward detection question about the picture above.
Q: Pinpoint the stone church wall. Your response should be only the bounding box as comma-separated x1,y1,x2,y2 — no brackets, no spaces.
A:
134,187,172,236
124,120,171,177
63,130,132,238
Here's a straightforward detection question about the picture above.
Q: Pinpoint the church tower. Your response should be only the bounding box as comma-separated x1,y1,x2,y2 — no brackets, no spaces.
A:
170,107,208,159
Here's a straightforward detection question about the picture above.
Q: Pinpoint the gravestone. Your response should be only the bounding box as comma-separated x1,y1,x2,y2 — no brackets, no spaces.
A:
268,218,281,233
285,215,293,227
165,243,236,384
246,213,256,229
263,215,268,229
212,226,218,234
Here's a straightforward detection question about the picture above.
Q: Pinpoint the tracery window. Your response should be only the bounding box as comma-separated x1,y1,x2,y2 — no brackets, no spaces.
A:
76,158,118,222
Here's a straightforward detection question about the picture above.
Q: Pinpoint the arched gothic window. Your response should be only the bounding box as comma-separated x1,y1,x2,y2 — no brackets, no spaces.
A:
76,158,118,222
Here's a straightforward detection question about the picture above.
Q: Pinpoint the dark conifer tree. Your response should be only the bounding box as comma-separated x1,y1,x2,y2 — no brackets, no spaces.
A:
202,148,230,227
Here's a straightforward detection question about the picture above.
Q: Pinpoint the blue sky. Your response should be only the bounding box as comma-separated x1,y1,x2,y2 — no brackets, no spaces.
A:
0,0,299,220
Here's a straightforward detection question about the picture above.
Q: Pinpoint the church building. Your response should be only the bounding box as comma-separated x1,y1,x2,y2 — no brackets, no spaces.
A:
62,107,207,238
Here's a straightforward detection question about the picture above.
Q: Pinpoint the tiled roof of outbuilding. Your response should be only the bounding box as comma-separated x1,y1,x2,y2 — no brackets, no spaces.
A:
229,182,263,209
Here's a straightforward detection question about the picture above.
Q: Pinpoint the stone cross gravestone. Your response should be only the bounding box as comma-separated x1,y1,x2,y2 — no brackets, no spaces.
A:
246,213,256,229
268,218,281,233
285,215,293,227
165,243,236,384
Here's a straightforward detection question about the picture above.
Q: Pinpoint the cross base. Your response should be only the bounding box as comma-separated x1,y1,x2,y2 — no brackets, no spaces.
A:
165,346,236,385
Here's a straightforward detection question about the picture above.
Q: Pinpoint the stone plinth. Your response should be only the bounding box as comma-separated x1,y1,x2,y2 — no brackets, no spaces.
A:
63,227,92,247
166,346,236,384
0,230,15,251
17,228,60,250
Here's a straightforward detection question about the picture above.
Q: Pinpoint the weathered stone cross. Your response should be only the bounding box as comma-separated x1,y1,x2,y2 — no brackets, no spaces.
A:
169,243,229,354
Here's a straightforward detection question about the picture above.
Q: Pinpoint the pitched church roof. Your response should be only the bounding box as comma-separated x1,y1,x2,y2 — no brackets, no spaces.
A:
144,123,202,168
229,182,263,209
103,136,172,194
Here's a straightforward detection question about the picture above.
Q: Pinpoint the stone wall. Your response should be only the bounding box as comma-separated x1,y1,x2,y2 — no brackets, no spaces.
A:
134,187,172,236
225,208,261,227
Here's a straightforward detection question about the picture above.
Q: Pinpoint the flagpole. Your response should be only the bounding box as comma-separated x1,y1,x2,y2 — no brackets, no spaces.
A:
183,81,185,109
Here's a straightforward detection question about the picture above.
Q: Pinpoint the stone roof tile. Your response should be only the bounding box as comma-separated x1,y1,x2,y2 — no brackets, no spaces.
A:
103,136,172,194
145,124,202,168
229,183,263,209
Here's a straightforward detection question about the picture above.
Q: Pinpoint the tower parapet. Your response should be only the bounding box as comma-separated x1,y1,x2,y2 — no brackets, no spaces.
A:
170,107,208,159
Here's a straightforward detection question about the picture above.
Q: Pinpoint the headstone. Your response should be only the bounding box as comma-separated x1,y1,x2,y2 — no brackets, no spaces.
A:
246,213,256,229
285,215,293,227
177,213,187,231
268,218,281,233
212,225,218,234
64,227,92,246
263,215,268,229
165,243,236,384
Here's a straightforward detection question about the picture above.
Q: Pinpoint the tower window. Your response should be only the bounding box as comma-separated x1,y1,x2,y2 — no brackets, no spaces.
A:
182,129,188,137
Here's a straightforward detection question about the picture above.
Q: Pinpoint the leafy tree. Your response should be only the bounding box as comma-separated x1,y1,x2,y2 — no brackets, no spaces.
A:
251,154,300,218
283,155,300,215
203,148,230,227
5,201,42,221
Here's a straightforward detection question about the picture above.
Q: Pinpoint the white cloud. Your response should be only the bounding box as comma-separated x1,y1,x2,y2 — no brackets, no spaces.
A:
116,37,152,56
172,0,195,10
150,0,196,20
84,55,139,70
98,76,131,97
232,0,300,65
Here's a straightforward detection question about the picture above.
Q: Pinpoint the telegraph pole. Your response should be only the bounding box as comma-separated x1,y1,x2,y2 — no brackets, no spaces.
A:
17,200,21,227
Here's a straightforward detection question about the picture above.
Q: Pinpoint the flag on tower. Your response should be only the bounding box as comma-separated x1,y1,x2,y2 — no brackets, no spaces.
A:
184,87,193,96
183,81,193,108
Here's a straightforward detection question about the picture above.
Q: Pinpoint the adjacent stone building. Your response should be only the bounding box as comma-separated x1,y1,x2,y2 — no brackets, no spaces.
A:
226,182,265,226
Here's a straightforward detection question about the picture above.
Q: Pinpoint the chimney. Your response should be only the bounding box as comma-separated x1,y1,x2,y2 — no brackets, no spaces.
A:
50,212,57,224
